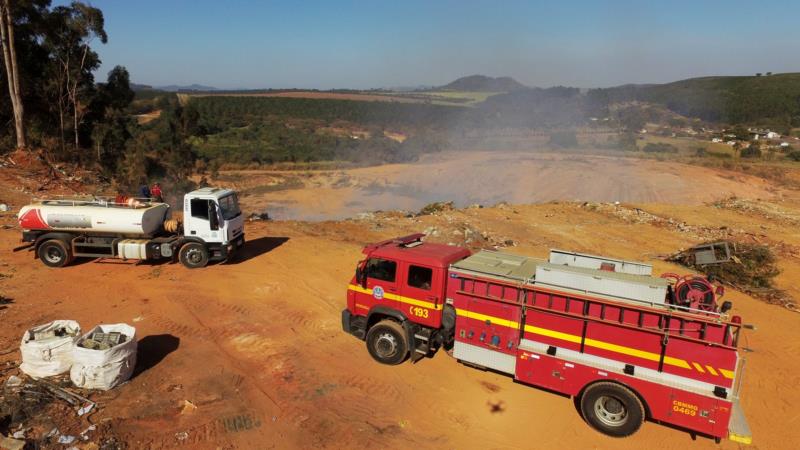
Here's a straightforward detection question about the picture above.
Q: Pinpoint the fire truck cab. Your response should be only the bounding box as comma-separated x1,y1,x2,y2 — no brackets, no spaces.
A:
343,233,470,364
342,234,752,444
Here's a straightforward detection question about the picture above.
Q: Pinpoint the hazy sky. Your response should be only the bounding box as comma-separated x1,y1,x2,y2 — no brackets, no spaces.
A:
73,0,800,89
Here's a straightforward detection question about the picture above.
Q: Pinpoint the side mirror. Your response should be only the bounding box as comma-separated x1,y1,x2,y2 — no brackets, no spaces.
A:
719,301,732,314
356,262,367,287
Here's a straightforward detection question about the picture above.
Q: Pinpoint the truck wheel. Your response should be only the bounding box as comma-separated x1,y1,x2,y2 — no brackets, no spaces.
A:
38,240,73,268
179,243,209,269
366,320,408,365
580,382,645,437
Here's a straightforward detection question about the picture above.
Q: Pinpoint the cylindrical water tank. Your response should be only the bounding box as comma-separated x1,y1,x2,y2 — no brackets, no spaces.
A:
18,200,170,236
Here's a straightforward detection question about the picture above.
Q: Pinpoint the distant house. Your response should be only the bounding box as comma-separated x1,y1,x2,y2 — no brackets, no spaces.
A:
766,131,781,139
726,140,738,146
711,138,723,143
781,142,790,148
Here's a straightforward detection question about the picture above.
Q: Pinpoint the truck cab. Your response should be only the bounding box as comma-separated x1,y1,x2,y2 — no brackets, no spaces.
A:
181,187,245,264
342,234,471,364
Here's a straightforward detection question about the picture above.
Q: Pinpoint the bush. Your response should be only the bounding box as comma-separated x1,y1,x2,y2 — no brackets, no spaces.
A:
642,142,678,153
740,145,762,158
548,131,578,148
786,151,800,161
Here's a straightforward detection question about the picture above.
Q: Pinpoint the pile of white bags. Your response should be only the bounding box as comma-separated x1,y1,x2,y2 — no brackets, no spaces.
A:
19,320,81,378
70,323,137,391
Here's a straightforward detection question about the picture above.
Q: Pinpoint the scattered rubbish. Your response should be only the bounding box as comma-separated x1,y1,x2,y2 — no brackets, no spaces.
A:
11,429,26,439
77,403,95,417
78,331,127,351
71,324,137,390
180,400,197,415
668,240,797,311
80,424,96,439
175,431,189,441
132,316,144,323
418,201,454,216
247,212,270,221
0,204,9,212
19,320,81,378
57,434,76,444
684,241,734,265
4,375,22,388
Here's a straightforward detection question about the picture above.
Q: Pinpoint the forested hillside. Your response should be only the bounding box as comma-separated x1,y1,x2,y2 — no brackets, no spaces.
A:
598,73,800,128
0,0,197,187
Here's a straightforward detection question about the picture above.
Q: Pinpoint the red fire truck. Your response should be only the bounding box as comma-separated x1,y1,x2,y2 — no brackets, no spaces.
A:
341,234,752,443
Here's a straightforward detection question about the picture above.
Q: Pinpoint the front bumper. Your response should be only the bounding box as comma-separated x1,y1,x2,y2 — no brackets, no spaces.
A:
342,309,366,339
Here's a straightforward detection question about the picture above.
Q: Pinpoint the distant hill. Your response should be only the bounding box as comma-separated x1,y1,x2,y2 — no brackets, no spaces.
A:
438,75,526,92
131,83,156,91
158,84,219,92
599,73,800,125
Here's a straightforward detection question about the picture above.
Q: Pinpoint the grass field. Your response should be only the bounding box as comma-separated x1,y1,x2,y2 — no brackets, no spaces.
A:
639,134,735,155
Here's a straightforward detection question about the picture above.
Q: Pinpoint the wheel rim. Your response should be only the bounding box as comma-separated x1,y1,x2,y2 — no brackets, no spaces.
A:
44,246,63,264
594,395,628,427
185,247,203,264
374,332,398,359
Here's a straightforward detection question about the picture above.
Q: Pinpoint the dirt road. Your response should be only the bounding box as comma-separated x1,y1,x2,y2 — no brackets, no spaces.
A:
222,151,777,220
2,193,799,448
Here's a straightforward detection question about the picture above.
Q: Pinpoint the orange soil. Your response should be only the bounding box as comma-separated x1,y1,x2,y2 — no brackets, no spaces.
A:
1,154,798,449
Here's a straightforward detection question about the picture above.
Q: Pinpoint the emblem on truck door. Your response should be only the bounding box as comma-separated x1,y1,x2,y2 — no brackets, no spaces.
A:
373,286,384,300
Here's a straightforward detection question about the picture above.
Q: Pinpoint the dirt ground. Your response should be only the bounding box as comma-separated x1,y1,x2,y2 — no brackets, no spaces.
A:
1,153,799,449
219,151,778,220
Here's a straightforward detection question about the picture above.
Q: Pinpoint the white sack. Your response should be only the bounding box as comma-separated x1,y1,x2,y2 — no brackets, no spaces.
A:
19,320,81,378
70,323,137,391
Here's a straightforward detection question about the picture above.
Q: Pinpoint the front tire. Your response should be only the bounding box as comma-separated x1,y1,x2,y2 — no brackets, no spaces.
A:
38,240,73,268
365,320,408,365
580,382,645,437
179,242,209,269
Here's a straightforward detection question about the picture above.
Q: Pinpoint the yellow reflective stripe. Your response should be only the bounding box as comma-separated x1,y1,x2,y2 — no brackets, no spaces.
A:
719,369,734,379
705,365,719,376
692,362,706,373
347,285,441,310
457,309,520,330
525,324,581,344
457,308,695,371
729,433,752,445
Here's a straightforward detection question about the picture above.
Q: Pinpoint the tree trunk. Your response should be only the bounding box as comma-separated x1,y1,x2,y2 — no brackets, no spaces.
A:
0,0,26,149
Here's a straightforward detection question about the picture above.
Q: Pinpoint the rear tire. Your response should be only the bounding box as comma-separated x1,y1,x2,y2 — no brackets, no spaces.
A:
38,240,73,268
179,242,209,269
580,382,645,437
366,320,408,365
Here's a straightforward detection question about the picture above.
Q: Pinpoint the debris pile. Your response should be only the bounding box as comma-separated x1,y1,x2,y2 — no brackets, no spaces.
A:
668,241,797,312
712,197,800,225
78,331,127,351
0,374,97,448
418,201,454,216
19,320,81,378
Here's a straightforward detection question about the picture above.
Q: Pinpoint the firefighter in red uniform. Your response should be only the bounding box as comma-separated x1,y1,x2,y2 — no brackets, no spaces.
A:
151,182,163,203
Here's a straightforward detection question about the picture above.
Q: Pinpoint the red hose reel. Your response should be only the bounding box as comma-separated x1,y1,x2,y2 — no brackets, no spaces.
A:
660,273,725,312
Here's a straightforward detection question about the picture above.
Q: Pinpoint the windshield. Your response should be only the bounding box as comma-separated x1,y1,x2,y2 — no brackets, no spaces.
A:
218,193,241,220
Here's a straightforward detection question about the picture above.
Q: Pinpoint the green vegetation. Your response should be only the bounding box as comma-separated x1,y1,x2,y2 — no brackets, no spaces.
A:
548,131,578,148
741,145,762,158
642,142,678,153
598,73,800,128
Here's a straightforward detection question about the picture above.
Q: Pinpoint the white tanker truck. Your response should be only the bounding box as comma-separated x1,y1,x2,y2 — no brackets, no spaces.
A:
16,187,245,269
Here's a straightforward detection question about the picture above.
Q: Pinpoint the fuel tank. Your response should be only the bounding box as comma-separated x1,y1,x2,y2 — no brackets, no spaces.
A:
18,199,170,236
